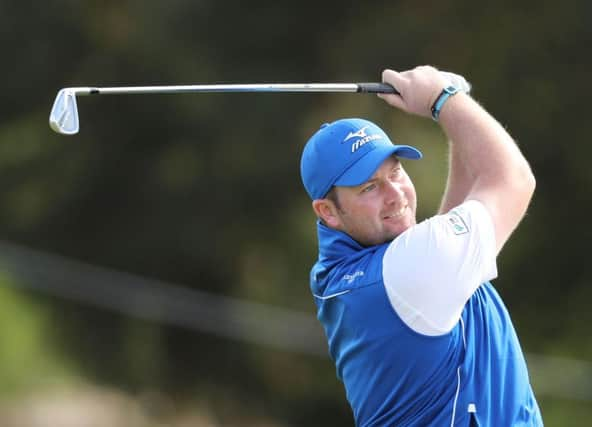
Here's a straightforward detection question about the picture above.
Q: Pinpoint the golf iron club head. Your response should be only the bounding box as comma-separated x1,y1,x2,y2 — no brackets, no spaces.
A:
49,88,80,135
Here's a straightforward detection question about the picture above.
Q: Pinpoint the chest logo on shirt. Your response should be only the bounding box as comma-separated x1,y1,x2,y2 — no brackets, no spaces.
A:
447,211,469,235
343,270,364,284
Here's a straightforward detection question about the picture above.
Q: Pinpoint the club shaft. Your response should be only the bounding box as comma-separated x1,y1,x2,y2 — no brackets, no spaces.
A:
49,82,399,134
67,83,398,96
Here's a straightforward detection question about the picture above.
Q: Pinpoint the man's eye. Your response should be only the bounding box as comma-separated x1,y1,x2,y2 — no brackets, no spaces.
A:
362,184,376,193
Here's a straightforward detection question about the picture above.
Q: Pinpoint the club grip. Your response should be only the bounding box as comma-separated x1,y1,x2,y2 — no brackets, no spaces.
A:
357,83,399,94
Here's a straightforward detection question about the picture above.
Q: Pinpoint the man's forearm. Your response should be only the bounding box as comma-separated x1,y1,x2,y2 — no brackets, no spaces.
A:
437,92,535,250
439,137,474,214
437,94,498,213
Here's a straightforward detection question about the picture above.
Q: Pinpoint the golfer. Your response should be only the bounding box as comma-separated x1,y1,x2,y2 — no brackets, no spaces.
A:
300,66,542,426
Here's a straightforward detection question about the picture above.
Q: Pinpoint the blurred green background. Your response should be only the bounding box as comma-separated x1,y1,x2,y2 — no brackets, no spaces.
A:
0,0,590,425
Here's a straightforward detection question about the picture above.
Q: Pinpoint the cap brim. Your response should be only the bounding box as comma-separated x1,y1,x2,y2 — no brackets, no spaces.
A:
334,144,422,187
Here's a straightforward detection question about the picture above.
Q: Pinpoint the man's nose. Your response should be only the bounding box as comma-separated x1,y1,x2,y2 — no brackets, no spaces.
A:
384,181,405,203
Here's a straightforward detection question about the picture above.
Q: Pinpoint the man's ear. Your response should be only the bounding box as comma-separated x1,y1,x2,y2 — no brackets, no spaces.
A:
312,199,342,229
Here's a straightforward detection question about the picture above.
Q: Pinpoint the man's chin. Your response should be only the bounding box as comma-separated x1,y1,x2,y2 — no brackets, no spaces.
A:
361,231,401,247
381,223,413,243
349,222,414,247
380,233,400,245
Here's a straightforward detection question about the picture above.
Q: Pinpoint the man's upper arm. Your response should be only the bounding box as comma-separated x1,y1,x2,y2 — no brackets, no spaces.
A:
467,184,532,254
382,200,497,335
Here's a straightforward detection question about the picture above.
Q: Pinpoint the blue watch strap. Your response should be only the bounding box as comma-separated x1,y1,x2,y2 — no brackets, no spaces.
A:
431,85,459,121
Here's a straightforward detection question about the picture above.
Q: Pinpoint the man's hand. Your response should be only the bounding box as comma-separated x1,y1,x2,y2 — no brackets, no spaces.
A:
378,66,470,118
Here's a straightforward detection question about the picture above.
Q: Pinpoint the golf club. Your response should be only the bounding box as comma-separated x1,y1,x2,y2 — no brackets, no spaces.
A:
48,83,398,135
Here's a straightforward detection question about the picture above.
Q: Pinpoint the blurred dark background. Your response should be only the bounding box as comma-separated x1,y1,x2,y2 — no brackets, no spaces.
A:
0,0,590,425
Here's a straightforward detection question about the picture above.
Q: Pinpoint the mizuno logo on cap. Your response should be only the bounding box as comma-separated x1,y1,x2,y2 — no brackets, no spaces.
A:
343,126,369,142
343,125,383,152
350,134,383,152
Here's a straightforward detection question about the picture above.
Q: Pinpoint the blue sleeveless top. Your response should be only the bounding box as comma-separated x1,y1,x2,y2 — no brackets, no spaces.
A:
311,222,543,426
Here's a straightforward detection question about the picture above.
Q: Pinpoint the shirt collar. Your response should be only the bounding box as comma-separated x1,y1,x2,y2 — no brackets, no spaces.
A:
312,221,379,295
316,220,365,263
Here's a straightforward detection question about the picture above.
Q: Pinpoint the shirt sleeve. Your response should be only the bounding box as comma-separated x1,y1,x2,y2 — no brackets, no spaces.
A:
382,199,497,336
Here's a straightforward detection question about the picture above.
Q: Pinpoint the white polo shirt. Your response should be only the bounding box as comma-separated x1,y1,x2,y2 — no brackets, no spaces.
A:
383,200,498,335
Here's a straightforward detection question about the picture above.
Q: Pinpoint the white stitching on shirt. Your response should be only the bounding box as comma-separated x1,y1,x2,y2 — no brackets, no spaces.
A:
451,367,461,427
450,317,468,426
313,290,351,300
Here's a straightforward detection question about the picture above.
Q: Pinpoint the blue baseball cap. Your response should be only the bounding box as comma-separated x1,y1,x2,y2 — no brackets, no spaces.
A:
300,118,422,200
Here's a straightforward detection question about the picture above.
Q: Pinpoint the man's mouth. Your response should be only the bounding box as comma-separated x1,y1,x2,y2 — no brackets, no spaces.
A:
383,206,407,220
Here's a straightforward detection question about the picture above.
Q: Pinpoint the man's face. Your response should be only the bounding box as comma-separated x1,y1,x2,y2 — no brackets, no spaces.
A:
330,156,417,246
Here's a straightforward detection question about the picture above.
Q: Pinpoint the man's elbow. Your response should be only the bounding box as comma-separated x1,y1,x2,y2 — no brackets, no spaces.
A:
521,164,536,201
503,162,536,215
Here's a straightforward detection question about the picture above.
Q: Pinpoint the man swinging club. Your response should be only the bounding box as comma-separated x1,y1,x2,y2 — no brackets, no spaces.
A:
300,65,543,426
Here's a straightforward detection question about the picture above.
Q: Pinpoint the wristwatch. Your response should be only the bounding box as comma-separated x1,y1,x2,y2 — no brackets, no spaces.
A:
431,85,460,121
